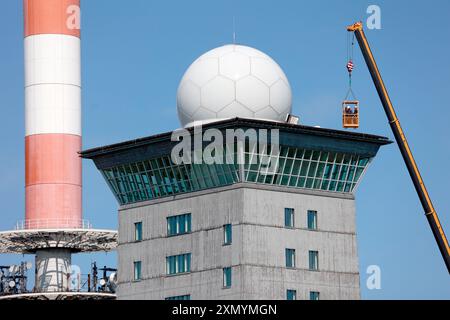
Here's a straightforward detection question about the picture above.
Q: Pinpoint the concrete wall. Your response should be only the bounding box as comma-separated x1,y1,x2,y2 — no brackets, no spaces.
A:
35,249,72,292
116,184,360,300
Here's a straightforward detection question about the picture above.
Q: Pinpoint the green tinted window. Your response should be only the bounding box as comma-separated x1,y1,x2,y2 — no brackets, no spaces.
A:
102,146,371,205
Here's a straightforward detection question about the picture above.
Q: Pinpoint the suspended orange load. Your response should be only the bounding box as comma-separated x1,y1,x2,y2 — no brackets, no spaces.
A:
342,100,359,128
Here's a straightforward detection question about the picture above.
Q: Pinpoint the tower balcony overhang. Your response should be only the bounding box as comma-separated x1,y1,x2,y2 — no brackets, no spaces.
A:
81,118,392,207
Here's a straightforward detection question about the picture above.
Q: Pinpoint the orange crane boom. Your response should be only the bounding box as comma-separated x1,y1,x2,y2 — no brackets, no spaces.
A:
347,22,450,273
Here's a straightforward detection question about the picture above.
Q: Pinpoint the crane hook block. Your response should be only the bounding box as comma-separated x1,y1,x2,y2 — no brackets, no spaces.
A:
347,60,354,73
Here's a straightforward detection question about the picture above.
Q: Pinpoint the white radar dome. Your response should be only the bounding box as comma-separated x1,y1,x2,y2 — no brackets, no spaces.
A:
177,44,292,127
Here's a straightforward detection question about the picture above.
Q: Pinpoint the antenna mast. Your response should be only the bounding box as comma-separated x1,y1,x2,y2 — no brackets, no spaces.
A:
233,16,236,44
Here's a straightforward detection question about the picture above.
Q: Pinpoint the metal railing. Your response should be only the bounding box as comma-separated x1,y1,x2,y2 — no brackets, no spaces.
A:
14,219,93,230
1,274,116,297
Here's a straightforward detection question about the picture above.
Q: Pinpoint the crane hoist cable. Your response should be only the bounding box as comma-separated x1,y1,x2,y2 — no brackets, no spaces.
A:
345,32,357,101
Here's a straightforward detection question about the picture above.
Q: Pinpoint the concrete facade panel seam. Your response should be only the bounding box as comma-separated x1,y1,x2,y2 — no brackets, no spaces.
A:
117,223,356,246
119,183,355,211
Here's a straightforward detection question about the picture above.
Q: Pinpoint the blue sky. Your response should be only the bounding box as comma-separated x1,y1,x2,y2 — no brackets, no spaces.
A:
1,0,449,299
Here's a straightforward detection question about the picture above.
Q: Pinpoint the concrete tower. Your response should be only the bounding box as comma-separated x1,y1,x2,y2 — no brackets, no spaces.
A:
82,118,390,300
81,44,391,300
0,0,117,300
24,0,82,230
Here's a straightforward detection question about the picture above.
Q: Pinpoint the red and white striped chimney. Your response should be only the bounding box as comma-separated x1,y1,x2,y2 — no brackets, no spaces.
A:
24,0,82,229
